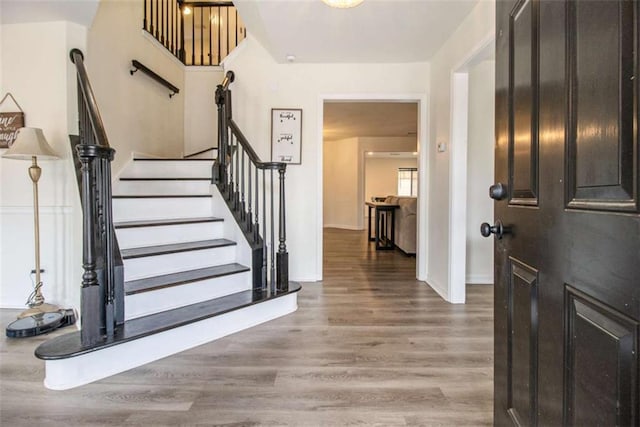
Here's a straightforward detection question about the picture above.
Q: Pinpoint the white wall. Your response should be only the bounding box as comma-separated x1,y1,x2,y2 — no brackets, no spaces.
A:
365,157,418,209
184,68,224,156
323,137,360,229
428,0,495,301
0,21,87,310
87,0,185,175
223,35,429,281
466,59,495,284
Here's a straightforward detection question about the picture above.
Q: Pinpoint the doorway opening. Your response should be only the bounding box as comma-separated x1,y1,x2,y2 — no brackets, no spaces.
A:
319,98,427,280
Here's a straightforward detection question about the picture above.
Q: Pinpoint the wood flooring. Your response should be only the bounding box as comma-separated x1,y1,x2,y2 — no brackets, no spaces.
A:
0,228,493,426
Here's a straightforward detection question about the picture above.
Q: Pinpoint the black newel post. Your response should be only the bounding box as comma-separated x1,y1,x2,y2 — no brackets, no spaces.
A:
77,145,101,346
276,166,288,292
213,84,226,187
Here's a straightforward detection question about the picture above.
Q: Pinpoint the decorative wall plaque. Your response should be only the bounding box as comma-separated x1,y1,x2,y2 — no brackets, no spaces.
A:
271,108,302,164
0,93,25,149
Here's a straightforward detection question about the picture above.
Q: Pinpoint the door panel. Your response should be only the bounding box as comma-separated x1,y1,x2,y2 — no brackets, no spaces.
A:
509,0,539,205
507,258,539,427
565,286,639,426
566,0,638,211
494,0,639,425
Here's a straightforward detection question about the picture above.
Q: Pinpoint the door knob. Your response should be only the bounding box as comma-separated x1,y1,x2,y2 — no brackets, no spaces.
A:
489,182,507,200
480,220,511,239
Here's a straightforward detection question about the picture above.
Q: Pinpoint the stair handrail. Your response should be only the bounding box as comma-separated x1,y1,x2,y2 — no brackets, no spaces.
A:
70,49,124,346
214,70,289,293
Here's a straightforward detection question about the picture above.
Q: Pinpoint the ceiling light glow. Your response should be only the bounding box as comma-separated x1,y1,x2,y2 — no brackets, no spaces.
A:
322,0,364,9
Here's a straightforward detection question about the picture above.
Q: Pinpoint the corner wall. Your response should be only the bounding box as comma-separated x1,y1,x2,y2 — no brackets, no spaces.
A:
427,0,495,301
466,59,495,284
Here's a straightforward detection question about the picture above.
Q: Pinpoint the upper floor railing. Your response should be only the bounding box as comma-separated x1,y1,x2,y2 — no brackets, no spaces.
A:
213,71,290,293
143,0,246,66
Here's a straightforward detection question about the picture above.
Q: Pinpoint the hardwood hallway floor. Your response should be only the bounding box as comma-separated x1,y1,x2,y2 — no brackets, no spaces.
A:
0,228,493,426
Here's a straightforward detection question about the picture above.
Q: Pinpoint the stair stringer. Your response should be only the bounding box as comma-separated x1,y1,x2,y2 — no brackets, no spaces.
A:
210,185,253,270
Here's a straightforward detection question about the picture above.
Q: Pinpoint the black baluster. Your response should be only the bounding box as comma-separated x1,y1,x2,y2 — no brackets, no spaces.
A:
155,0,159,38
209,7,213,65
180,3,185,62
226,7,230,58
270,169,275,294
235,9,238,48
234,135,240,209
191,8,195,65
262,169,267,290
254,165,259,242
241,150,246,221
143,0,147,31
200,5,203,65
101,149,116,336
217,6,221,64
150,0,155,36
247,162,252,232
276,166,288,291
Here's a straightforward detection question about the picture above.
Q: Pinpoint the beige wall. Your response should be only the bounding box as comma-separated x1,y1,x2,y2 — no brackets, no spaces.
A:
87,0,185,175
184,68,224,156
323,137,360,229
466,59,495,284
0,21,87,309
428,0,495,301
223,35,429,281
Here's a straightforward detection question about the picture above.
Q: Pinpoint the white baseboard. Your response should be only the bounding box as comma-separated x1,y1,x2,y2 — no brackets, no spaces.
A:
465,274,494,285
425,275,449,302
323,224,363,230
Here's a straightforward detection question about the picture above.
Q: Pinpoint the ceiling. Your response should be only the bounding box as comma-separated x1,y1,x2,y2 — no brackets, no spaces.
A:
323,102,417,141
233,0,479,63
0,1,99,26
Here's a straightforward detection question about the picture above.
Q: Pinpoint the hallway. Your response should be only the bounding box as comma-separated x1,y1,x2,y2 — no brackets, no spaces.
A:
1,229,493,426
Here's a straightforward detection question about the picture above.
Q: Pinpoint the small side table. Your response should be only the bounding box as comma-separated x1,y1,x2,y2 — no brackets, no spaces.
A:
365,201,399,250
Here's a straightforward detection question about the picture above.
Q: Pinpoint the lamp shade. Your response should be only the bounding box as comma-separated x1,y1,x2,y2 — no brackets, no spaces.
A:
322,0,364,8
2,127,59,160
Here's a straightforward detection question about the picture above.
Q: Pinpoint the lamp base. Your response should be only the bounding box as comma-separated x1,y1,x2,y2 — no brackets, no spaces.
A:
6,309,77,338
17,302,60,319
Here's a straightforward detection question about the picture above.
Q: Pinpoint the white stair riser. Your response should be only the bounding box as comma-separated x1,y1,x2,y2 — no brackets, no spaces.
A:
124,245,236,281
42,294,298,390
114,180,212,195
116,222,224,249
113,198,213,222
125,271,251,320
126,161,212,178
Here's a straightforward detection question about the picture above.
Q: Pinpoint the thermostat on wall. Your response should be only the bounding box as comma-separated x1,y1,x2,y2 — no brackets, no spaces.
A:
437,142,447,152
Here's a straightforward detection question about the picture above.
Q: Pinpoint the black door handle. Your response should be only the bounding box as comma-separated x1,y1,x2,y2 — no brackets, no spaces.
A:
489,182,507,200
480,220,512,240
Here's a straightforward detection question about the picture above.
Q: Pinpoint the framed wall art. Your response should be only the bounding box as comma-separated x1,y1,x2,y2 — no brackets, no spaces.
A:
0,93,25,149
271,108,302,164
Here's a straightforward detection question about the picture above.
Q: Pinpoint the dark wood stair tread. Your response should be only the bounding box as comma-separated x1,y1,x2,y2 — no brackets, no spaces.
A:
113,194,211,199
184,147,217,158
119,177,211,181
114,217,222,229
133,158,213,161
121,239,236,259
125,263,250,295
35,283,302,360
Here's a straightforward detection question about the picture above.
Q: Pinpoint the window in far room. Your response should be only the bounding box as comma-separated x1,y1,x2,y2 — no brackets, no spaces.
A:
397,168,418,196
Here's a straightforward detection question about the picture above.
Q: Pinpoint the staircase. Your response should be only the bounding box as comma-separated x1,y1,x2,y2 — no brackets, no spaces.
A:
34,51,299,390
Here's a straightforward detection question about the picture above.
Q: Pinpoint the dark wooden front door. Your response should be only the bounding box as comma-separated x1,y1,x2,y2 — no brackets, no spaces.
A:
494,0,639,425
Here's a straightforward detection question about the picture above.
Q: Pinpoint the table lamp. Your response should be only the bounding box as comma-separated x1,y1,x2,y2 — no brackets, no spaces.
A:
3,128,60,319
